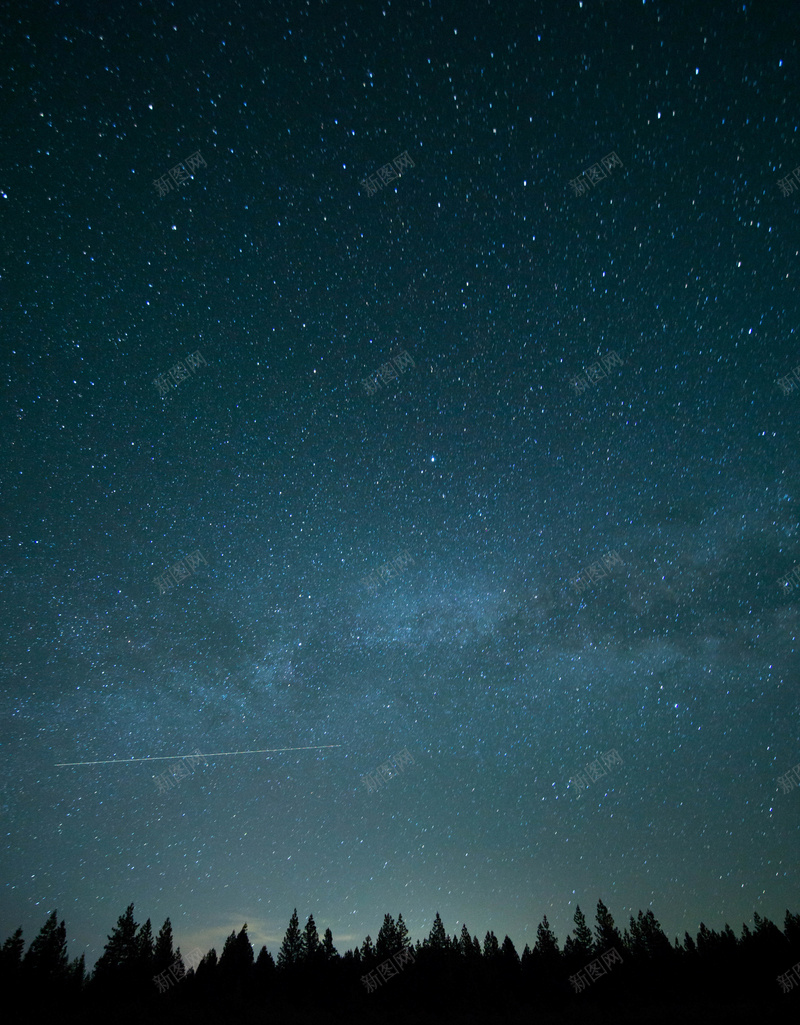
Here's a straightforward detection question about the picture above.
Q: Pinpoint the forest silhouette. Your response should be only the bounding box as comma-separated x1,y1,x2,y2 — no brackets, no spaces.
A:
3,899,799,1023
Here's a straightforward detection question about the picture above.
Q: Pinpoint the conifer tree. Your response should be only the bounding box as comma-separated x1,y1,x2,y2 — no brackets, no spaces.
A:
220,924,253,977
255,945,276,985
153,918,175,975
458,924,473,956
237,925,254,969
395,914,410,951
695,922,715,956
22,910,68,985
501,935,520,966
135,918,155,977
427,912,448,951
376,914,398,959
720,924,738,953
594,899,623,954
751,911,787,958
301,915,321,964
571,905,594,960
196,947,218,985
219,930,238,971
360,935,375,961
483,930,499,958
625,912,647,959
641,910,672,959
256,946,275,970
0,926,24,977
93,904,139,984
534,915,560,966
277,910,303,970
784,909,800,947
67,953,86,994
322,928,338,961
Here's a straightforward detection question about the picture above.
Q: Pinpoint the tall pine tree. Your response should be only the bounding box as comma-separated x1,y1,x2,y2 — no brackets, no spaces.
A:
571,905,594,961
135,918,155,979
376,914,399,959
483,931,499,958
427,912,448,951
22,910,68,986
0,926,24,991
396,914,410,951
93,904,139,987
594,899,623,954
322,928,339,961
153,918,175,976
533,915,560,969
277,910,303,970
301,914,321,964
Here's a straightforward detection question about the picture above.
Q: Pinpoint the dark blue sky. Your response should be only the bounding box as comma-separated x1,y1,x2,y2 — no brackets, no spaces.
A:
1,0,798,965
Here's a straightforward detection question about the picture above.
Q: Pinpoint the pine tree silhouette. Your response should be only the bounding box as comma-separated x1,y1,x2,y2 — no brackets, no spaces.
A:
322,928,338,961
427,911,448,951
376,913,399,959
534,915,560,967
135,917,155,982
277,909,303,971
301,914,321,965
396,913,410,951
153,917,175,977
0,925,24,982
9,894,799,1020
22,910,68,989
594,898,624,954
483,930,499,958
571,904,594,960
92,903,139,991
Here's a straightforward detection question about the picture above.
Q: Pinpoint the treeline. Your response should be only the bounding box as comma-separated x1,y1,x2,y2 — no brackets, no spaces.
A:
2,900,799,1023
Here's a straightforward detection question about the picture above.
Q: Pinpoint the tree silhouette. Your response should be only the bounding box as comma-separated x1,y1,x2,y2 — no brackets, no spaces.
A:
220,923,253,982
376,913,399,959
277,909,303,971
534,915,560,967
67,952,86,996
0,926,24,974
594,898,624,953
322,927,338,961
301,914,321,964
784,909,800,947
92,903,138,990
396,913,410,951
135,917,154,981
22,910,68,987
153,918,175,977
9,894,799,1020
427,911,448,951
483,930,499,958
500,935,520,967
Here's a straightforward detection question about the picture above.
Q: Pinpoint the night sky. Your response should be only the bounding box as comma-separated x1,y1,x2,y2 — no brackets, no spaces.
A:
1,0,798,968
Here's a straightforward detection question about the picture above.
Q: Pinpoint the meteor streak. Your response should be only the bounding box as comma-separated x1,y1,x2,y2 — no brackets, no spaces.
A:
55,744,342,767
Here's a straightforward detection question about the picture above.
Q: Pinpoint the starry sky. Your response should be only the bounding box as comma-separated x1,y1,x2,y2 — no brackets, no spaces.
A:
1,0,798,967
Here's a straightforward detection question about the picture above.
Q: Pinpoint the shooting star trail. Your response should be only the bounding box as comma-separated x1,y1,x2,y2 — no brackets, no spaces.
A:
55,744,342,767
